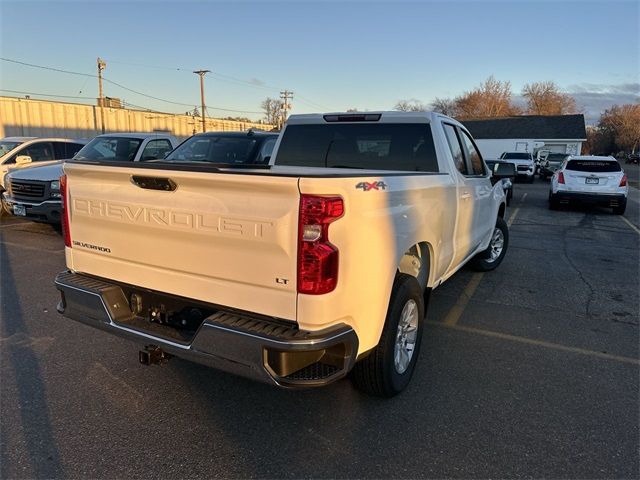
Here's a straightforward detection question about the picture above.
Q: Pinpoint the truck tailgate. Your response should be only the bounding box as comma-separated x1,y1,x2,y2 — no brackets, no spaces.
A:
64,163,300,320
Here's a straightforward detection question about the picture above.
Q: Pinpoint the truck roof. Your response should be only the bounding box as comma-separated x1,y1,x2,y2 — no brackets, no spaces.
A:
190,130,277,138
286,111,446,125
96,132,175,139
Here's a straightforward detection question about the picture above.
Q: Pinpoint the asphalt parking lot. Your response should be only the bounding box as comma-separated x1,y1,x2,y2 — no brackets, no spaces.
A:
1,180,638,479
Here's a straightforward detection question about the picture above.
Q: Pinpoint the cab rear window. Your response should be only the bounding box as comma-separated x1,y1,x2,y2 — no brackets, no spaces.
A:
276,123,439,172
566,160,621,172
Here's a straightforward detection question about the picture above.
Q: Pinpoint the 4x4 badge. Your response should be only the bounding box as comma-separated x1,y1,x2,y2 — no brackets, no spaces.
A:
356,181,387,191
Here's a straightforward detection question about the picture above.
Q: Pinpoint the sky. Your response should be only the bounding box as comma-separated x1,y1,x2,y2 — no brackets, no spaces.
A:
0,0,638,123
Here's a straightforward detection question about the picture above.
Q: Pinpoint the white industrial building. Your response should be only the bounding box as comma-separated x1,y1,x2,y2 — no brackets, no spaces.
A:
463,114,587,160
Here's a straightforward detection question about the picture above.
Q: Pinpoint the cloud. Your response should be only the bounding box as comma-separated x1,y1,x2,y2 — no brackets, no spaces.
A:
249,77,265,87
565,83,639,124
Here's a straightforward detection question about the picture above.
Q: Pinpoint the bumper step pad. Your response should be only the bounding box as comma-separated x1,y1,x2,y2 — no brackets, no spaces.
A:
55,271,359,387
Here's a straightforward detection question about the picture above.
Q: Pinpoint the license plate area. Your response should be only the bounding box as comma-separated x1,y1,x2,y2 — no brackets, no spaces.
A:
585,177,599,184
13,204,26,216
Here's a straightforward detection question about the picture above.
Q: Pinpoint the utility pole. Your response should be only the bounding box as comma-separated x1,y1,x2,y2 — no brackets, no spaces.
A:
97,57,107,134
280,90,293,129
193,70,210,132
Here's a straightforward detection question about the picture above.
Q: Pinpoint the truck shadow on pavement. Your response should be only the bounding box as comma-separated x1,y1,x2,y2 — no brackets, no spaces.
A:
163,336,444,479
0,240,64,479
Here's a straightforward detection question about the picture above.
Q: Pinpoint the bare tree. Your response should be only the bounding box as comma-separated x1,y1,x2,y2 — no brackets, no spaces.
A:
599,103,640,153
261,97,283,126
430,97,457,116
454,76,520,119
394,99,427,112
522,81,577,115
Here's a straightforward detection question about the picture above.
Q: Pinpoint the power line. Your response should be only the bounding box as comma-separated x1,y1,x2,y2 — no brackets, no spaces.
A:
102,77,194,107
0,89,93,100
0,57,263,114
2,56,334,112
102,57,332,109
0,57,95,77
295,94,330,110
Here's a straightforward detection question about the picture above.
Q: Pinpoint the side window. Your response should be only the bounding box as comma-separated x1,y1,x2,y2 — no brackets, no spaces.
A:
459,130,485,176
22,142,55,162
141,139,173,160
255,138,277,164
67,143,85,158
53,142,67,159
443,124,467,175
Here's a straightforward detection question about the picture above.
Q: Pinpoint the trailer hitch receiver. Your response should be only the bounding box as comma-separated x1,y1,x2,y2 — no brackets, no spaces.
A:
139,345,172,366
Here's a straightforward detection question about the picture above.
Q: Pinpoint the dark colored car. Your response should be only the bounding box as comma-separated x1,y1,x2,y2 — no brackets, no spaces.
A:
539,153,569,180
163,130,278,166
486,160,513,205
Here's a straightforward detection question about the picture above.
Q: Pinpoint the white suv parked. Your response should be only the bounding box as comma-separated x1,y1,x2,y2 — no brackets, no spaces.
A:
549,155,628,214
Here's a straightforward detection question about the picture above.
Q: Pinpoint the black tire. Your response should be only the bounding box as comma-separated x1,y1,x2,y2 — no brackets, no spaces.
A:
351,274,424,397
548,192,560,210
613,199,627,215
470,217,509,272
506,189,512,206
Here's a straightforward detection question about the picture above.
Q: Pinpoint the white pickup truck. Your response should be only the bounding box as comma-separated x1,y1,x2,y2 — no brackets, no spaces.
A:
55,112,513,397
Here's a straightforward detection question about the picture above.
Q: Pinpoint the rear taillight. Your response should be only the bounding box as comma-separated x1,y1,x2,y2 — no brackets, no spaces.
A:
297,195,344,295
557,172,565,184
620,174,628,187
60,174,71,248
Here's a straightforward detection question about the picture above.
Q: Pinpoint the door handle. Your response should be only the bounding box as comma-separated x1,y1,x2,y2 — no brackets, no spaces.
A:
131,175,177,191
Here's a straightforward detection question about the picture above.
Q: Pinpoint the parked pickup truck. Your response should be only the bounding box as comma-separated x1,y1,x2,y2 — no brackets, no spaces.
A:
0,137,87,215
55,112,513,397
500,151,536,183
3,132,177,223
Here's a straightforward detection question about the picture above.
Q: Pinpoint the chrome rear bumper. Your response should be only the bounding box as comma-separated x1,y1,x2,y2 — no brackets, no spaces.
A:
55,271,358,388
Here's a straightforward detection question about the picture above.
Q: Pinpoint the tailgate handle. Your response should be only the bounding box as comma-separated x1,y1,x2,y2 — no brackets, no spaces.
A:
131,176,177,192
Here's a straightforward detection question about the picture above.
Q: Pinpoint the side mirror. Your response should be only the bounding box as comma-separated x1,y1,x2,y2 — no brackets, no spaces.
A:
15,155,32,165
492,162,516,179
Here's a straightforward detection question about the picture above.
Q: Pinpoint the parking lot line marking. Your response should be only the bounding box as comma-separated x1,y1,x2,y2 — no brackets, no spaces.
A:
0,241,64,254
507,208,520,227
620,215,640,235
443,204,523,327
443,272,484,326
427,321,640,366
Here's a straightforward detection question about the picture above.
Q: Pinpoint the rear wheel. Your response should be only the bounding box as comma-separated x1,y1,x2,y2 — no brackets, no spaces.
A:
470,217,509,271
548,192,560,210
351,274,424,397
613,199,627,215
